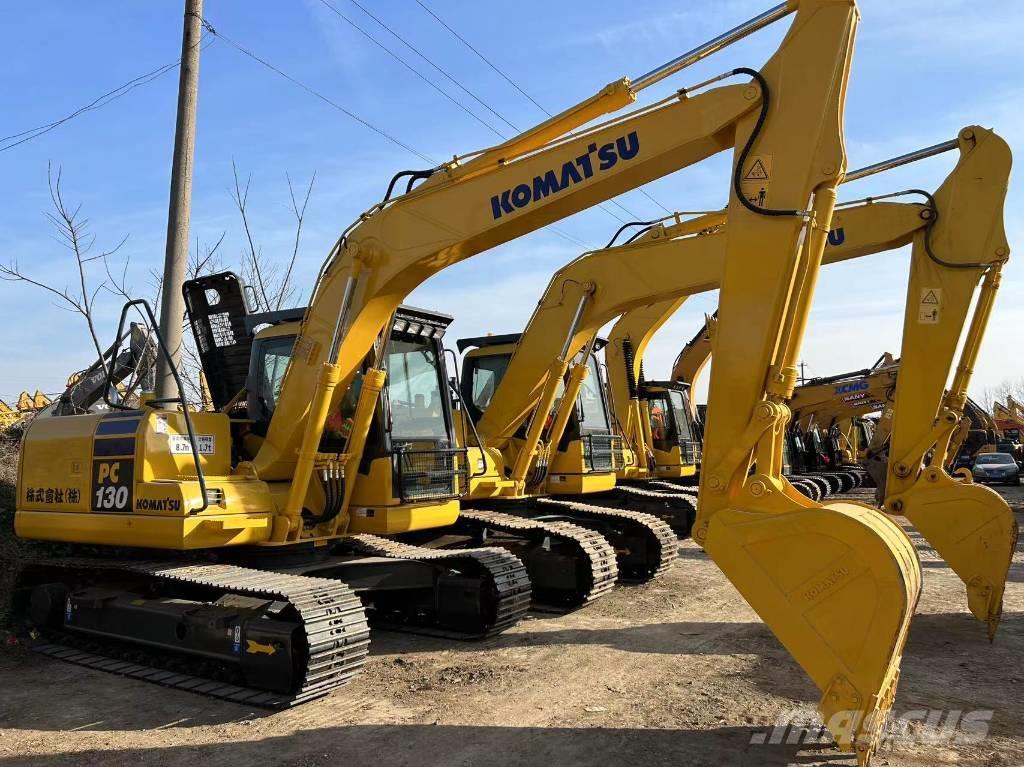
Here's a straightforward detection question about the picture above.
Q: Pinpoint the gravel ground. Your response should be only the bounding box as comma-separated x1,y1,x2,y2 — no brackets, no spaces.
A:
0,476,1021,767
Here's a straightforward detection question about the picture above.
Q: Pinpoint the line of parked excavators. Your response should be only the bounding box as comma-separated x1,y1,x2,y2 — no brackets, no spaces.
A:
9,3,1018,764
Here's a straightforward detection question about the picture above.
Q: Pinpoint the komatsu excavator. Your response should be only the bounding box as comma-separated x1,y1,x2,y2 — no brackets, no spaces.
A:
592,127,1015,642
606,298,702,486
11,3,927,760
451,332,678,586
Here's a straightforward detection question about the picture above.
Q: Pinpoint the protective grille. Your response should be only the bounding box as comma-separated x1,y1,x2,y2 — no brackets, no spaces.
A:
681,440,702,466
392,445,468,503
584,433,621,473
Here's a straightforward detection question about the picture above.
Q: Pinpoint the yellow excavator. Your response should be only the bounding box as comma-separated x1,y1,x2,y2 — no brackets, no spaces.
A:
593,126,1015,644
785,353,900,491
993,395,1024,435
948,395,1011,466
606,298,701,483
992,396,1024,455
11,3,942,761
790,354,898,433
12,0,904,732
451,332,678,585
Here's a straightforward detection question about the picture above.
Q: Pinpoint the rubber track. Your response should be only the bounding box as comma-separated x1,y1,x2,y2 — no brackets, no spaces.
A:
648,480,700,502
457,509,618,604
616,483,698,511
344,534,532,636
535,497,678,580
26,557,370,707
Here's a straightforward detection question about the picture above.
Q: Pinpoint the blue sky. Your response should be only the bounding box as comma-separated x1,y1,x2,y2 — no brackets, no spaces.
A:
1,0,1021,406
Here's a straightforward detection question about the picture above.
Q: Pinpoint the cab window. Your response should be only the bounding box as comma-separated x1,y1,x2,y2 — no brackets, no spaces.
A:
388,338,448,440
469,354,510,413
577,357,609,432
256,336,294,415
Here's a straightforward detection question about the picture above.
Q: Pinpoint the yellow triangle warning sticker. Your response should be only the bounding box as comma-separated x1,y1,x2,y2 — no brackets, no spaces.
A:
744,159,770,181
921,290,939,304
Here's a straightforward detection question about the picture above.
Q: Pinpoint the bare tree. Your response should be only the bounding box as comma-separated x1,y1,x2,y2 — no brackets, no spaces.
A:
980,377,1024,412
279,170,315,310
230,159,315,312
0,163,128,372
5,161,315,413
147,233,227,407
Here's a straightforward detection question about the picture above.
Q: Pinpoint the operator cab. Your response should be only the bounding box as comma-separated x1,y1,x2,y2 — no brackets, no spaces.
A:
458,333,620,482
640,380,701,469
184,272,466,517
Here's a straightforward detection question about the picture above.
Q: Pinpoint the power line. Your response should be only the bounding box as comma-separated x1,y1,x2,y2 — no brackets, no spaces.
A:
0,34,214,154
340,0,633,224
197,17,436,165
345,0,519,134
413,0,673,217
200,17,587,247
316,0,506,140
413,0,548,117
315,3,615,232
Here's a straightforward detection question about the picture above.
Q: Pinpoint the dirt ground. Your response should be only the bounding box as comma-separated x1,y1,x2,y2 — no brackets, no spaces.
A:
0,488,1021,767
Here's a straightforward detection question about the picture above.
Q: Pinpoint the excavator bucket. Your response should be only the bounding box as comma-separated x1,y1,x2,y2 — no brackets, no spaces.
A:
899,474,1018,638
705,498,920,762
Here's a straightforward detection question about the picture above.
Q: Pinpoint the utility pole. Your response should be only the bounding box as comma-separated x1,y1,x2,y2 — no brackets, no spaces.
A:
155,0,203,402
798,361,808,384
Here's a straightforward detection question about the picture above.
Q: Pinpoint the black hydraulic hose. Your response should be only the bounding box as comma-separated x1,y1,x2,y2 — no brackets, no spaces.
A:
729,67,801,218
382,167,438,203
622,339,639,399
604,219,663,249
622,226,657,246
406,168,438,193
892,189,994,270
383,170,417,202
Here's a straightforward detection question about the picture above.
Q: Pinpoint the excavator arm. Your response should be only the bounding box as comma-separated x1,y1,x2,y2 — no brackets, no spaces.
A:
878,128,1016,639
486,194,925,453
671,311,718,388
611,129,1016,647
252,54,765,486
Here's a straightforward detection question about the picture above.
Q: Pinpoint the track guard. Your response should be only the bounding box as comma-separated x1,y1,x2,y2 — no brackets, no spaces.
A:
702,495,920,762
895,472,1018,639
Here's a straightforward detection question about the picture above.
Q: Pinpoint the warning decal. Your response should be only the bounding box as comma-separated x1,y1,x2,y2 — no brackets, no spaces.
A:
918,287,942,324
744,158,770,180
739,154,773,208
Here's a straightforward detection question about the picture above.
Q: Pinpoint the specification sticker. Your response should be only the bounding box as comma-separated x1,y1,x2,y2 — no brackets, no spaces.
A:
169,434,216,455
